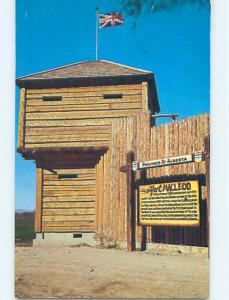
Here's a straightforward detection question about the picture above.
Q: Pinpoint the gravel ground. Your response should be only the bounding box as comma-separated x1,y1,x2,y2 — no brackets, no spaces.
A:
15,245,209,298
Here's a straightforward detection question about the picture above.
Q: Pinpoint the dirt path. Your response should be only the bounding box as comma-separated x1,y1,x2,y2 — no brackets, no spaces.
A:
15,245,209,298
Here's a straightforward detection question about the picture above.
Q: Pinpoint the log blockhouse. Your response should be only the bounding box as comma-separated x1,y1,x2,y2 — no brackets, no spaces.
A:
17,60,160,246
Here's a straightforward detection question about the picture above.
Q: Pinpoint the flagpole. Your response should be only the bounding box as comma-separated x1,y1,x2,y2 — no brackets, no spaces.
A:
96,7,99,60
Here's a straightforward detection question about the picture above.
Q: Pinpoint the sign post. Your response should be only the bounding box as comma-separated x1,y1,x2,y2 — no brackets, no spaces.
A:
204,136,210,256
140,169,147,250
126,151,136,251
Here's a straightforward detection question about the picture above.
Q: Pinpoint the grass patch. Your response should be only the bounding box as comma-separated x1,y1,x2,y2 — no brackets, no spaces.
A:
106,242,120,249
15,212,36,243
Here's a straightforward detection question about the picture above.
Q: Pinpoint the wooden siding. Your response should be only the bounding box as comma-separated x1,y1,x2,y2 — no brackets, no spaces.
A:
39,158,96,232
35,168,43,232
95,112,210,246
23,84,144,149
18,88,26,149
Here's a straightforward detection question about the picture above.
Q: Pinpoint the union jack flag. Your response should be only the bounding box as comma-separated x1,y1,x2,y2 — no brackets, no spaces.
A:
99,12,124,29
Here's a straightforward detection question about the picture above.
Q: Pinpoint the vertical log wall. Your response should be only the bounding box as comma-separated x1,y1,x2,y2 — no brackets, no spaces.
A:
95,112,210,246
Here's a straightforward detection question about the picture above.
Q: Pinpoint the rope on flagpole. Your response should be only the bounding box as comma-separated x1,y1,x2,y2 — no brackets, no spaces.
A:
96,7,99,60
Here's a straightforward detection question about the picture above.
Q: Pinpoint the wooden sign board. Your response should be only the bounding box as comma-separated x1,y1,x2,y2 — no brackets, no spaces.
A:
139,179,200,226
132,152,204,171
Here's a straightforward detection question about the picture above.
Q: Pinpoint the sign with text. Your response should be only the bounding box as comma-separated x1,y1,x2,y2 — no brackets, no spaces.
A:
132,152,204,171
139,180,200,226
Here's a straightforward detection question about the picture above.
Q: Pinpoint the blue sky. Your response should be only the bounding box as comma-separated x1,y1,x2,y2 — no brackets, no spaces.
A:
16,0,210,210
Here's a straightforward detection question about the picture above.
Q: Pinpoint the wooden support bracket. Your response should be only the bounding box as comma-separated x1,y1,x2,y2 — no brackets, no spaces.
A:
120,165,128,173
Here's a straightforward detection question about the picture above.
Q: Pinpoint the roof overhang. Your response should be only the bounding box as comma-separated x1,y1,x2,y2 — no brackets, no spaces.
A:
17,146,108,160
16,73,153,89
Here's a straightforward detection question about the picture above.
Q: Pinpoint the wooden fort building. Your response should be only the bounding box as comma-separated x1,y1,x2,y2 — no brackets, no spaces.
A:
17,60,209,249
17,60,160,246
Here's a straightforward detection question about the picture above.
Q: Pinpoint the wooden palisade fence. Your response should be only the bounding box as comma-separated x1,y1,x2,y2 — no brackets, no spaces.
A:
95,112,210,248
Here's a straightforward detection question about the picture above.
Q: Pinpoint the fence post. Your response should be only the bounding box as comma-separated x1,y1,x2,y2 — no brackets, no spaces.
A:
126,151,136,251
204,135,210,257
140,169,147,250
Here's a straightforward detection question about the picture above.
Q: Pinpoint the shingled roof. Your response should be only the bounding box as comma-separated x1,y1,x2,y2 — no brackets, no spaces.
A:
16,59,160,112
17,60,152,81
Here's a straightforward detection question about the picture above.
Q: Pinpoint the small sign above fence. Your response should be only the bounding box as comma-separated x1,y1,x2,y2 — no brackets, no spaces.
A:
132,151,204,171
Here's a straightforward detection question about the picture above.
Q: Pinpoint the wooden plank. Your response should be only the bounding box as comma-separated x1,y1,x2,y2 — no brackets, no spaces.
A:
42,227,94,232
32,151,102,160
43,196,95,202
25,140,110,148
43,174,95,180
25,133,110,143
27,89,141,98
43,168,95,175
106,150,112,237
43,190,95,197
26,109,142,120
27,84,142,94
43,166,96,173
43,186,95,192
35,168,43,232
174,121,180,175
119,118,125,241
141,82,149,112
43,202,95,208
43,215,95,221
43,208,95,216
43,175,95,180
98,156,104,237
26,125,110,136
43,180,95,186
44,170,95,176
27,90,141,98
26,118,115,127
114,119,121,241
126,151,136,251
41,161,99,169
102,153,107,236
103,152,109,237
204,135,210,252
26,102,141,112
26,95,142,106
111,119,117,238
95,164,99,234
42,220,94,226
18,88,26,149
43,186,95,191
145,113,152,243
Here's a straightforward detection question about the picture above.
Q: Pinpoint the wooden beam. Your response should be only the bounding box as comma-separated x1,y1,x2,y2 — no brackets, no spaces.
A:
18,88,26,148
204,135,210,257
126,151,136,251
35,168,43,232
27,84,142,94
140,169,147,250
17,146,108,159
151,113,179,121
98,156,104,237
141,82,148,112
95,164,99,234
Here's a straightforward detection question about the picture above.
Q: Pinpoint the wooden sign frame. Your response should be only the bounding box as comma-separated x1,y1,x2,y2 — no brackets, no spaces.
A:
136,174,205,228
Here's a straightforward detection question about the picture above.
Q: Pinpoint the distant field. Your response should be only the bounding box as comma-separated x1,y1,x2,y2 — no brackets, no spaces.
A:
15,212,35,245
